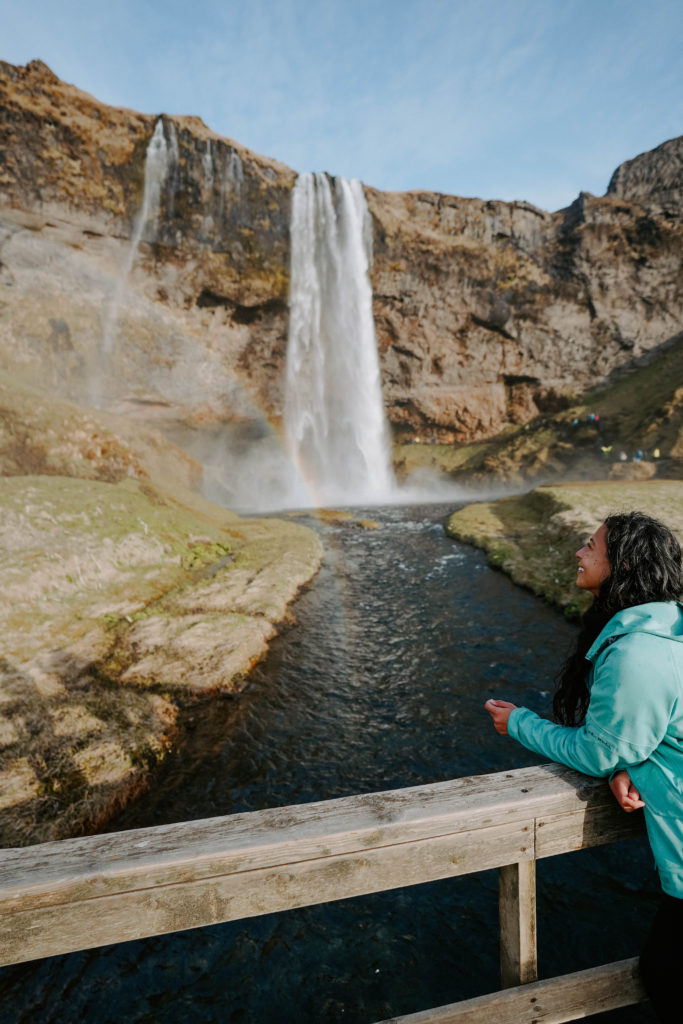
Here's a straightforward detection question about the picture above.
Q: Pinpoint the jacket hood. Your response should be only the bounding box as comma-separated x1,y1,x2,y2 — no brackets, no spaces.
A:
586,601,683,663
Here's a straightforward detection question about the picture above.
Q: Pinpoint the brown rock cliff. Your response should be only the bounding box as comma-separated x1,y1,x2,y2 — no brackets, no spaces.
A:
1,59,682,444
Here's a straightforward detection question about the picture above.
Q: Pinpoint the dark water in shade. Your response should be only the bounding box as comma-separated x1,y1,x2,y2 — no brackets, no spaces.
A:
0,504,659,1023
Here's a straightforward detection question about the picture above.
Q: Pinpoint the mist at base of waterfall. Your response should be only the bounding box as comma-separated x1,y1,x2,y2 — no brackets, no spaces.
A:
165,420,480,515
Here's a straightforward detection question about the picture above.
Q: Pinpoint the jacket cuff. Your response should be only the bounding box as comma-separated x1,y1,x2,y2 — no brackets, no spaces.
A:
508,706,535,741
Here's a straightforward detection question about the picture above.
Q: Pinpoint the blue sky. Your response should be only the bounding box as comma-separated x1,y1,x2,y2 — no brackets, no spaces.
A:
2,0,682,211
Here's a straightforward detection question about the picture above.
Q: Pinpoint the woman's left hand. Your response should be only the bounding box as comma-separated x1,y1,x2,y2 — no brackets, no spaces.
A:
609,770,645,812
485,699,517,735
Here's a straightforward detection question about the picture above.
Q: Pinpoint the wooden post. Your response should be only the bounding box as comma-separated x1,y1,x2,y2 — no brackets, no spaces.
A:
499,860,537,988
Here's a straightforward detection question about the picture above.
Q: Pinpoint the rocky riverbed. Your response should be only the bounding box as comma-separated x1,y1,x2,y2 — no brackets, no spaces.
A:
0,380,322,847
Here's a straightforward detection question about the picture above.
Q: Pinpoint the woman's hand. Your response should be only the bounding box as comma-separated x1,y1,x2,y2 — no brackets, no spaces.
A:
609,770,645,812
485,698,517,735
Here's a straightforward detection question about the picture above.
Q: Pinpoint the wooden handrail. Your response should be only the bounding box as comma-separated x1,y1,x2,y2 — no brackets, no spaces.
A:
379,958,645,1023
0,764,648,1021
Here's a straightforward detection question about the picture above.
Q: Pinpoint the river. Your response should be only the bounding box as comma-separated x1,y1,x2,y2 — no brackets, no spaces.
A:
0,503,658,1022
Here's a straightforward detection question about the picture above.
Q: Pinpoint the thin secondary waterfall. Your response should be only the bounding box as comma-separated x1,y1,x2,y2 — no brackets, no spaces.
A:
284,172,396,506
92,118,176,405
128,117,177,256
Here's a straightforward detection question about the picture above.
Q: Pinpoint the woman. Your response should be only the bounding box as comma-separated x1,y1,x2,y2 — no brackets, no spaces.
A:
485,511,683,1024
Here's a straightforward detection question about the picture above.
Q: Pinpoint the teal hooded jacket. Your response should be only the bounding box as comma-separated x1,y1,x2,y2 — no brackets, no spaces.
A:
508,601,683,897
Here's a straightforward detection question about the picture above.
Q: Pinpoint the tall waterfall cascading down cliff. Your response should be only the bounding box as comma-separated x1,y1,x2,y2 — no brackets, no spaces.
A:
161,171,399,513
92,118,177,405
284,173,396,506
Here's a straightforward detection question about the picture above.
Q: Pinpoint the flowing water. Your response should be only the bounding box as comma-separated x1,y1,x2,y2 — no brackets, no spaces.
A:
91,117,177,407
0,504,658,1023
186,172,399,514
285,173,395,507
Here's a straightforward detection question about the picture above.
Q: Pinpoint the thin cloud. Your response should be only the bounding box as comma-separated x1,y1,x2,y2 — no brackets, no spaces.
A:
1,0,681,210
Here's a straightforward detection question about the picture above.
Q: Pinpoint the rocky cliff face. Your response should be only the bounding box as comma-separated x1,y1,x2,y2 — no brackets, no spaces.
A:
0,59,294,427
607,135,683,219
1,59,682,443
367,182,682,439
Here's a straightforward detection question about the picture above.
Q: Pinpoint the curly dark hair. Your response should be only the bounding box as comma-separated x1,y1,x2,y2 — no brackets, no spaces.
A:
553,511,683,726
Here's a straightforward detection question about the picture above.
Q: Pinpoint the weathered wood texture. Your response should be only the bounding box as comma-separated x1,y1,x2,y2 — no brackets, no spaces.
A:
499,861,537,988
378,957,647,1023
0,764,645,968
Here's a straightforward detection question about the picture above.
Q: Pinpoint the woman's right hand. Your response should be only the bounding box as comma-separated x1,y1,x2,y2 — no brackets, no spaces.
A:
484,698,517,735
609,770,645,812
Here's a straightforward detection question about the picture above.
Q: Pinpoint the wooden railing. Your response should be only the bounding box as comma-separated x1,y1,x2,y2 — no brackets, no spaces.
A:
0,764,648,1022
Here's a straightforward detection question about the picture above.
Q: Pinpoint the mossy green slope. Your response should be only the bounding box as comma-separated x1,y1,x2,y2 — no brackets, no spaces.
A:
397,333,683,486
0,473,323,847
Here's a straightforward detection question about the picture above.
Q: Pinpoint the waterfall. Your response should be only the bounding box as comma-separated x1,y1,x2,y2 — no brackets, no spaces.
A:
225,150,243,194
92,118,176,405
127,118,175,259
157,170,454,513
202,140,214,188
284,172,396,506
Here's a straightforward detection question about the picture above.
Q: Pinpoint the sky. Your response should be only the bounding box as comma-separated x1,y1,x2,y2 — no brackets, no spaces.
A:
2,0,682,212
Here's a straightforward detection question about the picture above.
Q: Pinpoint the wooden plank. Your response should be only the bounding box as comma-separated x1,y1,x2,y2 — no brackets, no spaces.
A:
536,803,645,859
0,819,534,966
376,957,646,1023
499,861,537,988
0,765,613,915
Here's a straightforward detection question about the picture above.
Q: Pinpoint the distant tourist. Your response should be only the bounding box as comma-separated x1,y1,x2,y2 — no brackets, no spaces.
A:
486,512,683,1023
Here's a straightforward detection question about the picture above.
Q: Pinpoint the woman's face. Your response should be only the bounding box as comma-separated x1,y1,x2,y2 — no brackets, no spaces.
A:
575,523,611,597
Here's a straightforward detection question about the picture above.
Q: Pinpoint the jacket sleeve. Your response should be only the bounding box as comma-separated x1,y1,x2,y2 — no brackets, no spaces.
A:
507,634,678,777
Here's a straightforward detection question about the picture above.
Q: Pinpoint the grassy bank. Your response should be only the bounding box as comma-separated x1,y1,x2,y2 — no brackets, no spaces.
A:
0,381,323,847
446,480,683,618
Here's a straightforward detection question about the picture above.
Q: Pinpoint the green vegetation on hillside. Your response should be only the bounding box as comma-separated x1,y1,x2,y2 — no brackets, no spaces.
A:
396,333,683,485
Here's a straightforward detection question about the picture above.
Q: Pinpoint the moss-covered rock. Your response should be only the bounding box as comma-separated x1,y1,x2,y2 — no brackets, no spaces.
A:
0,377,202,489
0,472,322,845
